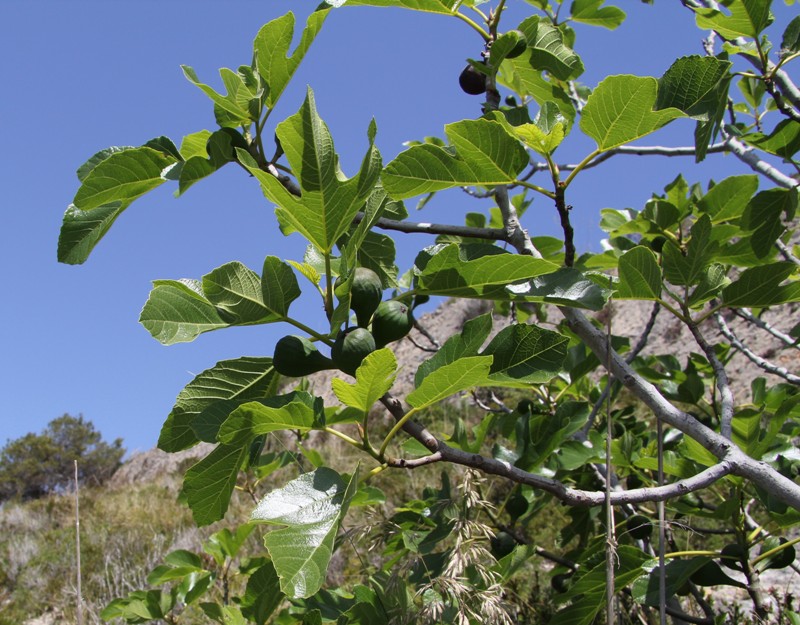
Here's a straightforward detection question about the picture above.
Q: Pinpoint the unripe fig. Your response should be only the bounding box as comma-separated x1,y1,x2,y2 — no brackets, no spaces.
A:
335,267,383,328
331,327,376,375
504,29,528,59
551,573,572,593
625,514,653,541
371,300,414,347
459,63,486,95
506,493,529,521
759,537,796,571
720,543,747,572
273,335,335,377
490,531,516,559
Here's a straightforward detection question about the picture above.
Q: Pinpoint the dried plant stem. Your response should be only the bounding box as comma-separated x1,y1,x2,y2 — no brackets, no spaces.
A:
75,460,84,625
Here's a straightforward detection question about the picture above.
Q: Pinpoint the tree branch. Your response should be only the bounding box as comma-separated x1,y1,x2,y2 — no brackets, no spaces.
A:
494,185,543,258
531,143,728,174
732,308,800,350
723,133,800,189
714,311,800,386
560,306,800,510
685,315,735,439
379,393,735,507
354,213,508,241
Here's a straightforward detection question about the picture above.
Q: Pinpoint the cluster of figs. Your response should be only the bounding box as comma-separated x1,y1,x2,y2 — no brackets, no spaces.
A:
273,267,414,378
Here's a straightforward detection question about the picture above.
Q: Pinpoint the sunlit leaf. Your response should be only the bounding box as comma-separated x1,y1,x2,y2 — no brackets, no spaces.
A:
581,75,684,151
382,119,529,199
252,467,358,598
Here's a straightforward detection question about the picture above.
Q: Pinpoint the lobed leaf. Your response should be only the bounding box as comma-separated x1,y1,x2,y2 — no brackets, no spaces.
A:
254,9,330,109
482,323,569,387
183,444,250,526
692,0,773,40
406,356,493,410
240,89,381,253
332,349,398,413
415,244,558,299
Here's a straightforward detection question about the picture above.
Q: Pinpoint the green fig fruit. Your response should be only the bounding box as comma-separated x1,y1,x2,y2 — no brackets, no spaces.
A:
490,531,516,559
371,300,414,347
273,335,335,377
332,327,376,375
720,543,747,572
335,267,383,328
504,30,528,59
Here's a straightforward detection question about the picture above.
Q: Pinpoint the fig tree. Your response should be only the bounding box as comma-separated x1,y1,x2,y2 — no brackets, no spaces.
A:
371,300,414,347
273,335,335,377
331,327,376,375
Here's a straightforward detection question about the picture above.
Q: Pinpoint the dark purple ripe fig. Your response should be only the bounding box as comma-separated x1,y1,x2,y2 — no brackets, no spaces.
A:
459,63,486,95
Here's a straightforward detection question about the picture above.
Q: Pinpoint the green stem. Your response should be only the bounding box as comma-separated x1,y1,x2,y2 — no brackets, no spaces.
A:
516,180,557,199
752,536,800,566
665,550,721,559
562,149,602,189
323,426,361,448
285,317,333,347
379,406,420,458
453,10,490,41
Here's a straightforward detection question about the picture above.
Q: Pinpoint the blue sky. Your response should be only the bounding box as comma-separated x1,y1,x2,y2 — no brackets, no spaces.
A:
1,1,796,453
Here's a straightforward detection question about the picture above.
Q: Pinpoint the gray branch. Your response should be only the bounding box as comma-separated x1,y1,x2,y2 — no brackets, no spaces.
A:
380,393,735,506
560,306,800,510
685,316,735,439
495,185,543,258
723,134,800,189
355,213,508,241
776,239,800,267
733,308,800,350
715,311,800,386
532,143,728,174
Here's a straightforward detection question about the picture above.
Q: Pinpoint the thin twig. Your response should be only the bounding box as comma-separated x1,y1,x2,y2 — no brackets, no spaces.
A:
412,318,441,349
733,308,799,350
685,315,735,439
715,311,800,385
775,239,800,267
531,143,728,174
74,460,84,625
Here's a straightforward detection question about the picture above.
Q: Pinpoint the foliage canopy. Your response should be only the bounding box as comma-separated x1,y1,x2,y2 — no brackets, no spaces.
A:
60,1,800,623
